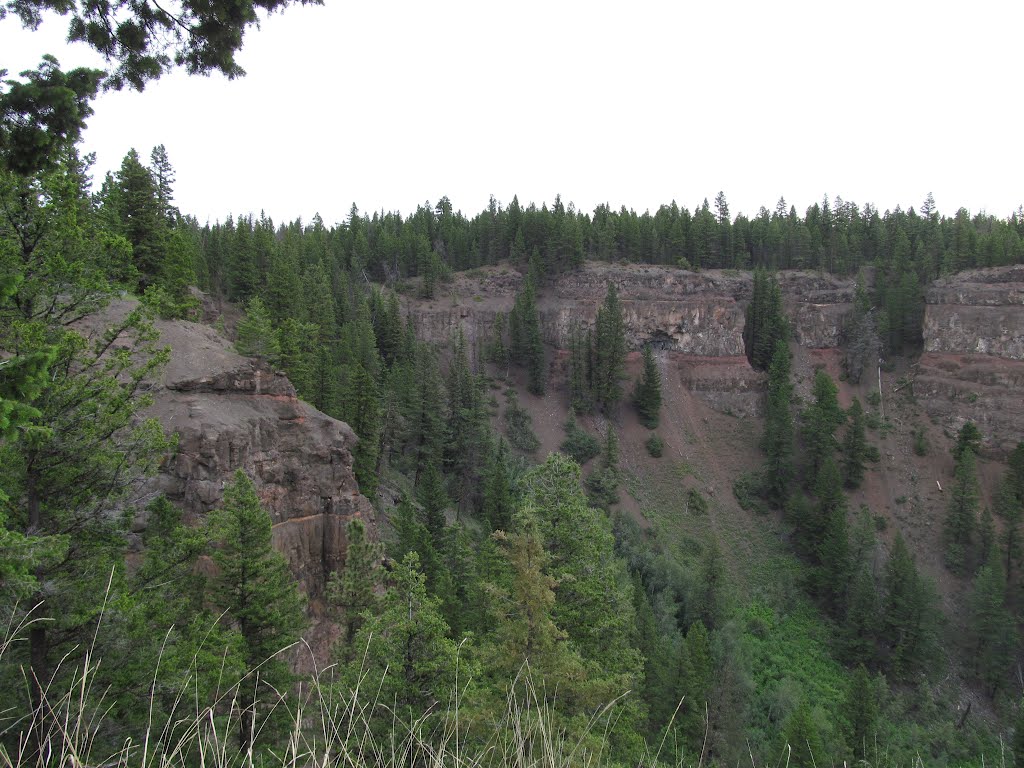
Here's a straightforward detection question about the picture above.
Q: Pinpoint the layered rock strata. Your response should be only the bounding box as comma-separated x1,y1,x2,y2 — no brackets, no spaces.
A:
917,266,1024,456
139,313,375,606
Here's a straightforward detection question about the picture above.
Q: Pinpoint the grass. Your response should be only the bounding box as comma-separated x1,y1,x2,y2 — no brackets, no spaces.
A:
0,612,635,768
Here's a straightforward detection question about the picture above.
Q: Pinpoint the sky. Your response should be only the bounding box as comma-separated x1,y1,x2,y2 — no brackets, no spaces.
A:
3,0,1023,226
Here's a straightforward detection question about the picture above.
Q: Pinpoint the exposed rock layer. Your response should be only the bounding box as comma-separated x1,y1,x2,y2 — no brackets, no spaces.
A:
918,265,1024,456
405,263,1024,449
140,314,375,607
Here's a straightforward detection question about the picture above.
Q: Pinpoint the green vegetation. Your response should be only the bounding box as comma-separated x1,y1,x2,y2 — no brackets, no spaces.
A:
633,345,662,428
560,408,601,464
3,63,1024,763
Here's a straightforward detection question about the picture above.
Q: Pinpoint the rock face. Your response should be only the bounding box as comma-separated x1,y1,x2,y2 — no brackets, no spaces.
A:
923,265,1024,359
917,265,1024,456
140,313,375,608
405,263,855,414
407,264,854,359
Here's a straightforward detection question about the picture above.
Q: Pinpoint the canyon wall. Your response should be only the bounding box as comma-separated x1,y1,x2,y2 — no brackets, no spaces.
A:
136,307,375,611
404,264,855,416
917,265,1024,456
404,263,1023,454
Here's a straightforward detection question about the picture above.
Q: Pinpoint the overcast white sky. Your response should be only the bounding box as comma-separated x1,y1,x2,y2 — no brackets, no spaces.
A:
3,0,1022,226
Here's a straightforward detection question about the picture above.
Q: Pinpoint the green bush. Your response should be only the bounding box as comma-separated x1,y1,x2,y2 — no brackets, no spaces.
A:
913,426,929,456
645,435,664,458
734,471,770,515
561,420,601,464
504,395,540,453
686,487,708,515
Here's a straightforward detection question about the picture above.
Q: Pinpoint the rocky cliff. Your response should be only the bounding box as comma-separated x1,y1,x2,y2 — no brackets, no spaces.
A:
917,265,1024,456
407,264,853,357
404,263,855,415
135,305,375,611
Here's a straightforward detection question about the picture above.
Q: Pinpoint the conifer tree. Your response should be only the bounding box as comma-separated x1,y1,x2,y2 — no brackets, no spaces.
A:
114,148,166,289
634,344,662,429
780,701,824,768
813,456,851,614
996,479,1023,578
953,421,983,463
844,666,878,763
568,324,593,412
327,518,380,645
842,397,868,488
969,551,1015,696
691,538,726,630
339,362,381,498
208,470,306,755
761,340,794,506
416,460,449,546
681,620,713,749
235,296,280,361
842,563,880,666
148,144,178,224
881,533,936,678
594,282,626,411
944,447,980,575
342,552,461,731
510,276,545,394
481,439,515,531
801,369,845,487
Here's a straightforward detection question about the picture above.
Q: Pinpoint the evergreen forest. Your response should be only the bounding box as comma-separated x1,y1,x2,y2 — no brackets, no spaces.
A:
3,18,1024,765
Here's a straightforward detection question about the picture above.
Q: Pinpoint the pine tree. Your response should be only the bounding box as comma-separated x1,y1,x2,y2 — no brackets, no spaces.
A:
587,423,621,507
969,551,1015,696
944,447,979,574
326,518,380,645
842,397,868,488
691,538,726,630
780,701,824,768
953,421,983,463
339,362,381,498
761,340,794,506
235,296,280,361
510,276,545,395
842,563,880,666
342,552,461,731
844,666,878,763
207,470,306,754
801,369,845,487
416,460,449,546
634,345,662,429
481,439,515,531
681,620,714,749
593,282,626,411
115,148,166,289
881,533,936,678
814,456,851,615
568,324,593,412
148,144,178,224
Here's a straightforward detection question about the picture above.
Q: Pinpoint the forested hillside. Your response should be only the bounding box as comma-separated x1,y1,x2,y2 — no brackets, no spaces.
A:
3,138,1024,768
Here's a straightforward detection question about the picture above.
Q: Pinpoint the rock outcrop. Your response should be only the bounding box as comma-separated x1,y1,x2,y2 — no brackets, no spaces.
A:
404,263,855,414
917,265,1024,456
138,308,375,607
407,264,854,359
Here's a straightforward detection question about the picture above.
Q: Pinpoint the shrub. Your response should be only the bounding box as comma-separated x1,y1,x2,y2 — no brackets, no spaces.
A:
913,426,929,456
734,471,770,515
561,417,601,464
645,435,664,458
504,394,540,452
686,488,708,515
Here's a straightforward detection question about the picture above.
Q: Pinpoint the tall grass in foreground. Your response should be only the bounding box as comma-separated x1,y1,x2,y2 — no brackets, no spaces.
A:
0,611,672,768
